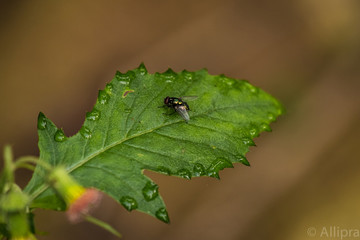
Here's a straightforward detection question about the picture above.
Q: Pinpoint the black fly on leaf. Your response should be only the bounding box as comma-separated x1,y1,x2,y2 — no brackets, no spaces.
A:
162,96,197,123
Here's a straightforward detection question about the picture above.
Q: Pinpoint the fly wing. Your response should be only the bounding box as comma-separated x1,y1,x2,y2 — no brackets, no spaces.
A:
175,105,190,122
181,96,198,101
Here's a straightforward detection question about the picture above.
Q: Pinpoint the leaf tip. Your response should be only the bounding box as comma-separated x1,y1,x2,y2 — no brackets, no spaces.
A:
239,156,250,167
155,207,170,223
137,62,148,75
37,112,47,130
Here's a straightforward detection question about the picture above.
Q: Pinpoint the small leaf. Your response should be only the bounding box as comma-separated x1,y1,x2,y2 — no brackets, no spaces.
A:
24,64,283,221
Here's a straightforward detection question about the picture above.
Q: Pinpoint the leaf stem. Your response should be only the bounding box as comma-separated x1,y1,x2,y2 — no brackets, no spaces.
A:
85,215,122,238
14,156,52,171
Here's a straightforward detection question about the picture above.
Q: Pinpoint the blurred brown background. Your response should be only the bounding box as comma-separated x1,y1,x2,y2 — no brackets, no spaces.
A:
1,0,360,239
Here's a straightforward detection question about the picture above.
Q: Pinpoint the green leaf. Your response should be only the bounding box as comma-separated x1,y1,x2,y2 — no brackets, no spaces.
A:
24,64,283,222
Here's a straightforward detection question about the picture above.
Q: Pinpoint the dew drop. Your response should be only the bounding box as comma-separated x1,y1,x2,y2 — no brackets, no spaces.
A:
163,68,176,81
120,196,138,211
268,113,275,121
242,137,255,146
218,74,235,86
226,79,235,86
157,166,171,175
218,74,226,81
105,83,113,94
142,181,159,201
249,86,258,93
243,82,258,94
249,127,258,137
80,126,92,139
177,169,191,180
98,90,110,104
116,71,129,83
238,155,250,166
181,70,193,81
155,207,170,223
54,129,66,142
37,112,47,130
207,158,233,179
86,109,100,121
138,63,148,75
193,163,206,177
207,170,220,179
115,70,135,84
260,123,272,132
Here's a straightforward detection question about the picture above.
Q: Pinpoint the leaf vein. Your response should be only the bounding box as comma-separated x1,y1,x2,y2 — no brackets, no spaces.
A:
152,131,239,160
82,164,143,197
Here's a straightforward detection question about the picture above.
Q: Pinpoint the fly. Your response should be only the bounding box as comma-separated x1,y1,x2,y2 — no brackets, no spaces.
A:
163,96,191,123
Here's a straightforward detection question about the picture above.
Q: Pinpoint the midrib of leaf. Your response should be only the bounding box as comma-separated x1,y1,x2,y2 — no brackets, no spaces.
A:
28,98,269,202
28,119,181,201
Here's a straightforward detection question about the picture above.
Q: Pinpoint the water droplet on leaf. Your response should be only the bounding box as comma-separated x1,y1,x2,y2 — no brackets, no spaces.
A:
37,112,47,130
207,158,233,179
116,70,134,84
116,71,129,83
177,169,191,180
193,163,206,177
207,170,220,179
242,137,255,146
157,166,171,175
238,155,250,166
218,74,235,86
120,196,138,211
163,68,176,81
155,207,169,223
98,90,110,104
249,86,258,93
105,83,113,94
182,70,193,81
142,181,159,201
242,82,258,94
54,129,66,142
86,109,100,121
80,126,92,139
249,127,258,137
260,123,271,132
138,63,148,75
268,113,275,121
